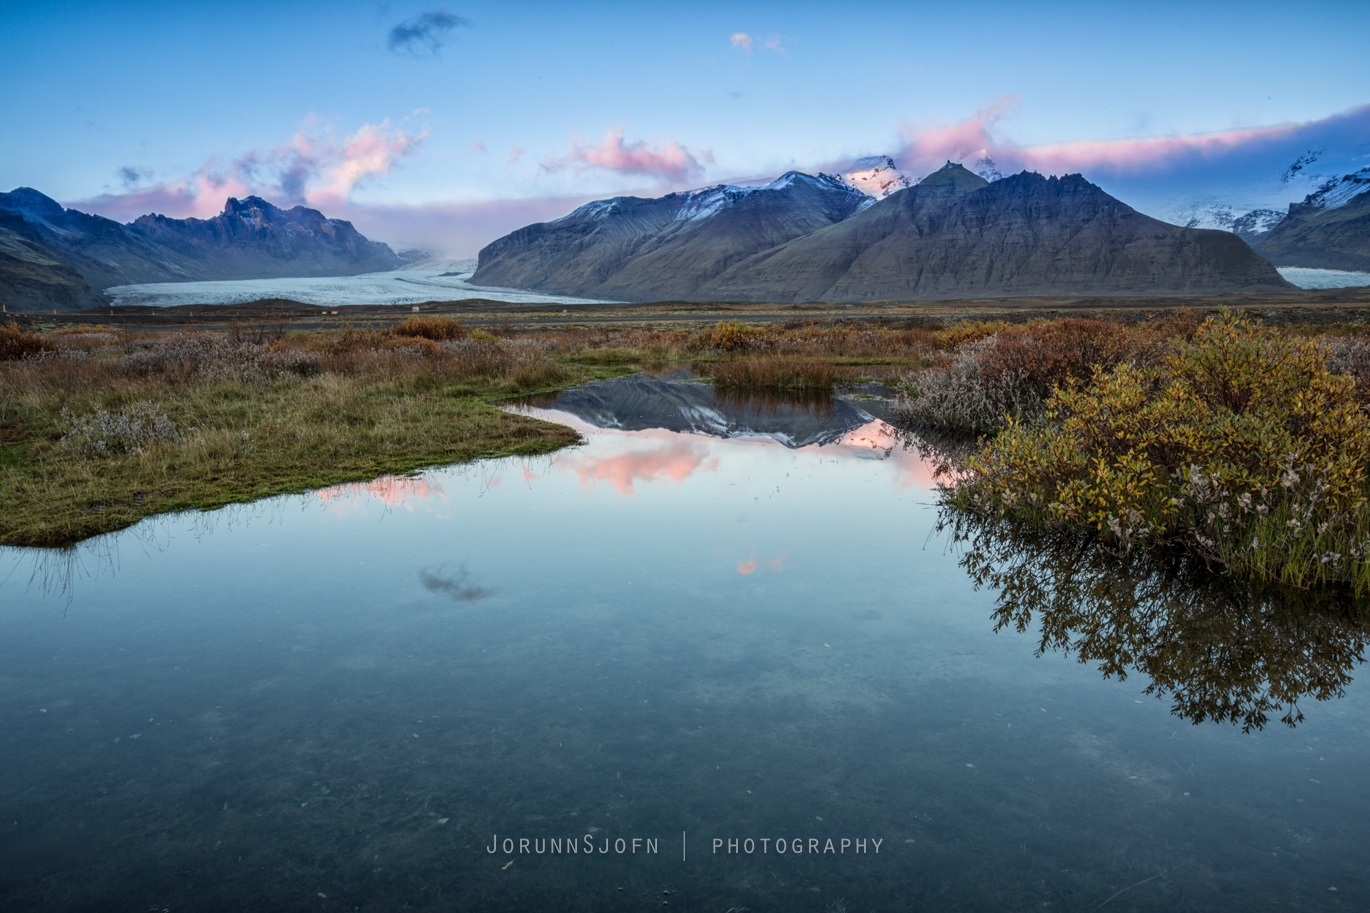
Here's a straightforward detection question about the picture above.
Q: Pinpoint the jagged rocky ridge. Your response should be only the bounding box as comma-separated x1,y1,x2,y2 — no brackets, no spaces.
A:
0,189,403,311
473,163,1292,302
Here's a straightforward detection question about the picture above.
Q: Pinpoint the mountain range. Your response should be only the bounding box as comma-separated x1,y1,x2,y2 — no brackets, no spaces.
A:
471,163,1292,302
0,189,404,311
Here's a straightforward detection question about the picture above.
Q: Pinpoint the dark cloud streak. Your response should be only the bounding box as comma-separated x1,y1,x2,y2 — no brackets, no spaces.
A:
388,8,470,58
117,166,151,189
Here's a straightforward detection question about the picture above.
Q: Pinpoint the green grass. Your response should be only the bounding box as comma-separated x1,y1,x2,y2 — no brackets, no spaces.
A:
1,372,589,547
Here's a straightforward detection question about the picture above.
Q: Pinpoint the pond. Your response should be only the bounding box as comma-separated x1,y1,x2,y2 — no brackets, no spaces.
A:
2,373,1368,912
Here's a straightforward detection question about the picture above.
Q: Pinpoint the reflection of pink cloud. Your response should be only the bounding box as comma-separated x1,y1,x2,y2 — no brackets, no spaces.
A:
737,556,758,574
832,421,940,492
893,94,1305,179
567,441,719,496
521,466,541,485
316,474,447,515
543,127,712,182
768,552,789,570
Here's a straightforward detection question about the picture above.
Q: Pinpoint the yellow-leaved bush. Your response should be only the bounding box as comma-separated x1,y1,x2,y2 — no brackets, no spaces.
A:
948,314,1370,593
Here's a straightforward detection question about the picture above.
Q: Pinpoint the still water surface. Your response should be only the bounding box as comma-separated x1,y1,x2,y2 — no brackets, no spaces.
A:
2,375,1368,911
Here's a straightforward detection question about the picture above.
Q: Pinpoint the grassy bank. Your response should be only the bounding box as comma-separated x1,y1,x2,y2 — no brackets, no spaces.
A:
0,314,965,546
0,319,594,547
13,309,1370,557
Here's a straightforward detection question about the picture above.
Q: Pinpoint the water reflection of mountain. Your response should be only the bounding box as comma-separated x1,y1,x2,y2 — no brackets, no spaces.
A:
945,512,1370,731
518,373,891,448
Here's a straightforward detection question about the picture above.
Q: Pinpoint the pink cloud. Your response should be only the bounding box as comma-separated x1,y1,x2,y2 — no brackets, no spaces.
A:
543,127,712,183
730,32,753,53
892,94,1309,180
472,140,488,154
70,119,424,223
508,145,526,165
568,440,719,496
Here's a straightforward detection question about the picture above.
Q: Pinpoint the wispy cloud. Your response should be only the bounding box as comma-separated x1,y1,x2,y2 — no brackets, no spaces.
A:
471,140,487,154
387,8,470,58
730,32,787,55
508,144,526,165
116,166,151,190
543,127,712,183
73,120,425,221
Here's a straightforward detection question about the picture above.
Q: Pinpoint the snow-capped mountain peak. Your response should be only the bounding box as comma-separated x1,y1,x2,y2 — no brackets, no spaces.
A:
837,155,916,199
1304,167,1370,211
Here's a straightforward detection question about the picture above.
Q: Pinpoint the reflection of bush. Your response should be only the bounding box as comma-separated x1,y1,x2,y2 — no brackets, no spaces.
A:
948,314,1370,593
943,510,1370,731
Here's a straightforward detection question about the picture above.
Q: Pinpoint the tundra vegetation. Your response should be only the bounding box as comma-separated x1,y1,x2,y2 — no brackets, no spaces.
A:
5,309,1370,580
899,313,1370,595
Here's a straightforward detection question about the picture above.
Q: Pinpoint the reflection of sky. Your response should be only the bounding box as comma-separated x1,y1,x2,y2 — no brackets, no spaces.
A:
316,474,449,517
4,381,1370,908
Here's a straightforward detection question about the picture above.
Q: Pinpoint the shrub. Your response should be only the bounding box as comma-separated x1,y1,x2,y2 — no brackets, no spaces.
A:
121,331,320,380
977,318,1131,399
696,320,763,352
703,355,846,392
60,401,180,458
893,335,1044,434
1,320,55,361
392,315,467,341
947,314,1370,593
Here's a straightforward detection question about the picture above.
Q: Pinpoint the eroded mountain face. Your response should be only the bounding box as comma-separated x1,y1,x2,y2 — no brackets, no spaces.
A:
473,163,1292,303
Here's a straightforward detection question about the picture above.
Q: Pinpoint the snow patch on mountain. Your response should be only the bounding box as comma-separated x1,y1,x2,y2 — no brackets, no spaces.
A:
837,156,916,199
1304,167,1370,210
555,198,621,223
975,157,1005,182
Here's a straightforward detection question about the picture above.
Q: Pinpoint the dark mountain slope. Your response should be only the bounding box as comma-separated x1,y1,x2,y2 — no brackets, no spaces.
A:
0,189,403,311
470,172,869,300
0,188,197,290
1254,187,1370,272
128,196,403,280
472,164,1291,303
0,211,107,311
701,166,1288,301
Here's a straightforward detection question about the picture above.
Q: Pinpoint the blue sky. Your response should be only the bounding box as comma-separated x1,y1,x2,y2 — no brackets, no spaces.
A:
2,0,1367,254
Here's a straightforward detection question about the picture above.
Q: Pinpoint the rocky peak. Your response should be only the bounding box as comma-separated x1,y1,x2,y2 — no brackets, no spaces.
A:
0,187,67,220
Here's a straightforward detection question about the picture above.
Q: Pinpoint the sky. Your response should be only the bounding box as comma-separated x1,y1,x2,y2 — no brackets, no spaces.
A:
2,0,1368,256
